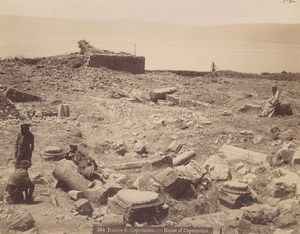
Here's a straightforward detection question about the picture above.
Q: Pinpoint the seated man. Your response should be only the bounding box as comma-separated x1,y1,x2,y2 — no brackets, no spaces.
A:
65,144,101,180
6,160,35,204
260,84,280,118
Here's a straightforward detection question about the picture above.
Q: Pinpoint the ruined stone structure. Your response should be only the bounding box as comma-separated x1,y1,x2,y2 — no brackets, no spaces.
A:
78,40,145,74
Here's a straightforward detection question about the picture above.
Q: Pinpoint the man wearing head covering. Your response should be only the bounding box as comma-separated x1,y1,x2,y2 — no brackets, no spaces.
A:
260,84,280,117
6,160,35,204
65,144,99,180
15,124,34,169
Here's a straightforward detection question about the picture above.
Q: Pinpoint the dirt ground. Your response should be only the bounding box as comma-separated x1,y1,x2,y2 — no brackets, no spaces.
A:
0,55,300,233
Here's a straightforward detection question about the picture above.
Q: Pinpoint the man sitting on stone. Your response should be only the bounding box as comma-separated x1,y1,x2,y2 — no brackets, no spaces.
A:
6,160,35,204
65,144,102,180
259,84,280,117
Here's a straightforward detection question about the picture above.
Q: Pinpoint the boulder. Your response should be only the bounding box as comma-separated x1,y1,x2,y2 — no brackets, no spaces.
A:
6,88,42,102
9,212,35,231
242,204,280,225
271,147,295,166
292,149,300,164
68,190,83,201
270,169,300,198
204,155,231,181
274,102,293,116
269,125,281,140
278,199,300,214
278,129,294,141
132,176,160,192
274,213,297,228
134,141,147,155
74,198,93,216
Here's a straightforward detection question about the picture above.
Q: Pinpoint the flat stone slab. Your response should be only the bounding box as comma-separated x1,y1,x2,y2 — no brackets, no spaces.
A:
219,144,267,164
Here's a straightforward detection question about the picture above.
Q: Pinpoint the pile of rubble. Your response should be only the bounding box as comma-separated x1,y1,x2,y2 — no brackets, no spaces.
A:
0,94,18,120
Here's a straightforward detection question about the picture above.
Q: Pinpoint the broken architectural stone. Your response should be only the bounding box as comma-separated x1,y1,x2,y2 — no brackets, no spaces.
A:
173,150,196,166
219,144,267,164
174,160,207,184
6,88,42,102
108,189,168,224
53,160,91,191
155,167,192,199
74,198,93,216
237,104,262,114
166,140,182,154
9,212,35,231
204,155,231,181
109,155,172,172
242,204,280,225
100,214,124,227
218,181,255,209
42,146,64,161
83,181,122,204
68,190,83,201
149,87,177,102
57,104,70,118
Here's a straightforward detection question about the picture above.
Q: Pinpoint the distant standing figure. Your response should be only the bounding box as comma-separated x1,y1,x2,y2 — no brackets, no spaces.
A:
15,124,34,169
260,84,280,117
6,160,35,204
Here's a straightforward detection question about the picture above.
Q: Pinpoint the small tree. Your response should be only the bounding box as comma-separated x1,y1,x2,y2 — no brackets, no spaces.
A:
211,61,217,72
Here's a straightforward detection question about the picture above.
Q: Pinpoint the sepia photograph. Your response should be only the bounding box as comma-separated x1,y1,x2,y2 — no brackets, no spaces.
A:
0,0,300,233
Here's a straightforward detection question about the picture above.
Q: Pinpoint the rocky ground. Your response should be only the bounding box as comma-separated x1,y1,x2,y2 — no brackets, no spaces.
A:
0,53,300,234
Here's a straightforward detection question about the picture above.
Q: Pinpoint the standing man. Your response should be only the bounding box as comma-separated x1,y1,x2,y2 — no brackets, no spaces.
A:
15,124,34,169
6,160,35,204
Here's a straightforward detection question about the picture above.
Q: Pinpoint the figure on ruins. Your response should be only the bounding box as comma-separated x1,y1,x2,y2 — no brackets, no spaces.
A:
65,144,102,180
259,84,280,117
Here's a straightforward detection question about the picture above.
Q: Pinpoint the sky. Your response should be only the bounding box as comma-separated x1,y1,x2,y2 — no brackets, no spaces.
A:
0,0,299,26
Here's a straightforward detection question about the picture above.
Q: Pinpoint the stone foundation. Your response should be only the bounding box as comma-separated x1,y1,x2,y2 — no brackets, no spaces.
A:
88,54,145,74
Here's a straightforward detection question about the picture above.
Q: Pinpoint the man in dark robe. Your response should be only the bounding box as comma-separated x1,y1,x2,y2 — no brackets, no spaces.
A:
15,124,34,169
